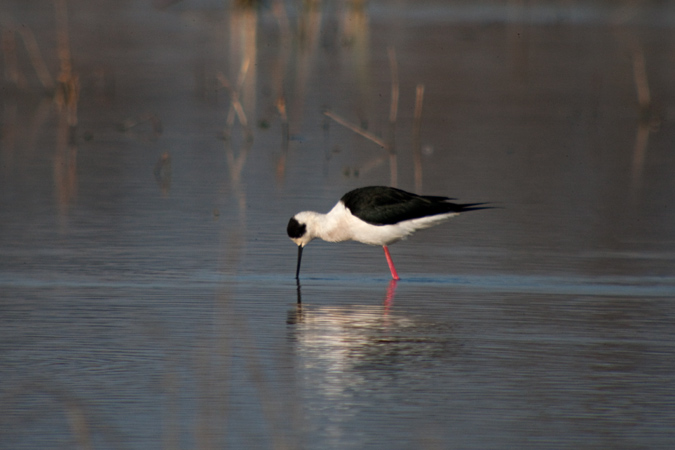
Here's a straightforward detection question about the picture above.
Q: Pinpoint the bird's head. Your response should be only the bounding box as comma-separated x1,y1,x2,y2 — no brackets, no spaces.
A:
287,212,320,279
286,212,317,248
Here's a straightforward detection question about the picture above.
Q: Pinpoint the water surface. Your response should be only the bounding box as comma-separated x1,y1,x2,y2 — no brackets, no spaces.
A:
1,1,675,449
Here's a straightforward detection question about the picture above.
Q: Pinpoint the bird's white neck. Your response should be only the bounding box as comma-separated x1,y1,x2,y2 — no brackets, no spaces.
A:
296,203,354,243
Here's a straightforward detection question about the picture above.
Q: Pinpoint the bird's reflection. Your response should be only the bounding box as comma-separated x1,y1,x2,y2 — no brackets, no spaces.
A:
296,278,302,305
286,279,304,324
383,279,398,311
290,278,398,318
287,278,400,325
285,283,460,414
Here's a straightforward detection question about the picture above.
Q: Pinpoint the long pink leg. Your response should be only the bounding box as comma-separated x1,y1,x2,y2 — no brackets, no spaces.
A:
383,246,400,280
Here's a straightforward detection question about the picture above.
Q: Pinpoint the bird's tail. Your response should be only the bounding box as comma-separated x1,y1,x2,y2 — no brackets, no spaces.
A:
456,202,493,212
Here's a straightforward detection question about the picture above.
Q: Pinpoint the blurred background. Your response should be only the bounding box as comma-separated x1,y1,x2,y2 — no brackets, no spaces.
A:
1,1,674,449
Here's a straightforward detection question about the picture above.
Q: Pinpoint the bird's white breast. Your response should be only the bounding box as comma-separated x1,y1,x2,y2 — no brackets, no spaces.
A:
321,202,459,246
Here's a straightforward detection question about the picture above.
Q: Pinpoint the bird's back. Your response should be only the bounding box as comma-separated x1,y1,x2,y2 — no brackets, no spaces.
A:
340,186,469,226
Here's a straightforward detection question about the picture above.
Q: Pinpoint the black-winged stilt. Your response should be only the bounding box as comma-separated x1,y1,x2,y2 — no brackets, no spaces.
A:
287,186,489,280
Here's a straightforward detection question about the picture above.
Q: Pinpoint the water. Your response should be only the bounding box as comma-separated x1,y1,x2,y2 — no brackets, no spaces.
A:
2,1,675,449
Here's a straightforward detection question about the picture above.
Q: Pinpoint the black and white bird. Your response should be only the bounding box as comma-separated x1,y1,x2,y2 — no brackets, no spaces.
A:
287,186,489,280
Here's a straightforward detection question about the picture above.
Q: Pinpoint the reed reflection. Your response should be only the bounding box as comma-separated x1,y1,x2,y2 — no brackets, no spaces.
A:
622,36,662,198
1,2,80,224
54,0,79,226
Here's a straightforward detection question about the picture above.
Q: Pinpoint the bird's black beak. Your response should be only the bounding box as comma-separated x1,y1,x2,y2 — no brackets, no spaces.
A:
295,245,303,279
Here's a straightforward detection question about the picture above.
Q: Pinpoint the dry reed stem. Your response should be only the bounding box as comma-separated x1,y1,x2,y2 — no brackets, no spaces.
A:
359,154,387,174
230,97,248,128
388,46,399,124
276,95,290,145
631,121,649,191
55,0,72,78
2,28,23,86
232,58,251,130
54,0,79,127
217,72,249,129
272,0,291,42
323,110,388,149
389,152,398,187
631,45,650,109
217,57,251,133
275,95,289,181
413,83,425,192
413,84,425,130
628,46,654,197
235,57,250,91
1,17,54,89
16,25,54,89
276,96,287,122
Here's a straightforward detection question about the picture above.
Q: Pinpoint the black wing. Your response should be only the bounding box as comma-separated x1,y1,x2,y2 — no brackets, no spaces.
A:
340,186,485,225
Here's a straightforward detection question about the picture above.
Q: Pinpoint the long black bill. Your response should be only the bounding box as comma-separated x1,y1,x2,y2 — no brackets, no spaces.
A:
295,245,303,279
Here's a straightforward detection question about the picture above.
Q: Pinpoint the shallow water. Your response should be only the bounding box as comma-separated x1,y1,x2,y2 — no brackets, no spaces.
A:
2,1,675,449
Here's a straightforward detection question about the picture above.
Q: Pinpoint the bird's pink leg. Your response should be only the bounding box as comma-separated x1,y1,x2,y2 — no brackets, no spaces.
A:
383,246,400,280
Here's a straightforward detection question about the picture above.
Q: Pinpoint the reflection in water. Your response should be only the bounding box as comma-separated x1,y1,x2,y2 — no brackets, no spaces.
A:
1,0,82,227
383,278,398,310
153,151,172,195
295,278,302,305
626,39,661,197
230,3,257,131
223,134,253,218
53,0,79,227
117,113,163,142
610,20,661,199
217,60,252,139
1,17,54,90
291,278,398,310
287,297,461,442
0,379,114,449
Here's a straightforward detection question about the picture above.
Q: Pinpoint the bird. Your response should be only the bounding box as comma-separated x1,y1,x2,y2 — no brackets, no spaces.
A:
287,186,489,280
